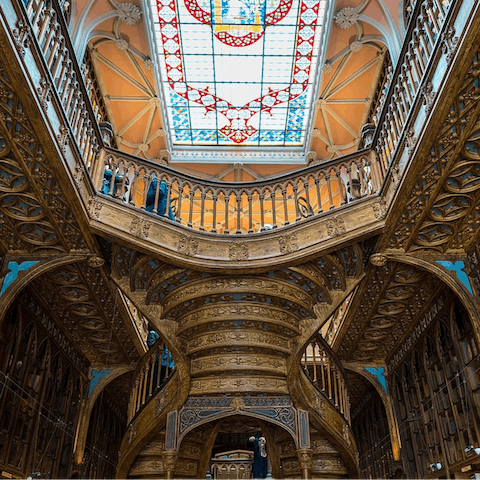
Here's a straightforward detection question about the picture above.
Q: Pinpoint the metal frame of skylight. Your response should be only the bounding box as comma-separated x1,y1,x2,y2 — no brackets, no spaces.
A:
142,0,333,164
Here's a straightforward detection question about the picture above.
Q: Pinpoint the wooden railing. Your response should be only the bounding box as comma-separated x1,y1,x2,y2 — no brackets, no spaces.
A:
23,0,102,169
127,336,175,422
374,0,454,171
17,0,457,236
95,148,380,235
301,334,350,422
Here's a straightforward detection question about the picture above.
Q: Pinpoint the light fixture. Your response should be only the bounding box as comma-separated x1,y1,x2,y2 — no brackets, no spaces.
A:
465,445,480,455
430,463,442,471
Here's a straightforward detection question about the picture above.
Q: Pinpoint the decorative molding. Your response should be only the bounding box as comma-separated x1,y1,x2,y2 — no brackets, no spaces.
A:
229,242,249,260
297,449,313,469
191,354,286,374
73,160,85,187
321,63,333,74
12,20,31,57
87,255,105,268
189,376,289,395
178,235,198,256
177,303,298,328
391,165,400,188
441,27,459,65
405,127,417,155
156,389,170,415
421,81,436,115
130,218,151,238
372,199,387,219
114,39,129,51
88,197,103,219
143,58,155,70
279,234,298,253
57,125,70,154
187,330,290,353
36,77,51,112
178,396,296,437
128,423,137,445
370,253,388,267
160,276,314,314
325,217,346,237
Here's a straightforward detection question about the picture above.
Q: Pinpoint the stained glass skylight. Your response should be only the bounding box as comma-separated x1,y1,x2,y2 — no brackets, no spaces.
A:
148,0,328,155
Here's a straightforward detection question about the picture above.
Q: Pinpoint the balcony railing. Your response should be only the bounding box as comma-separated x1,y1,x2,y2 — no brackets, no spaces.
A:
127,336,175,422
374,0,454,170
23,0,102,168
301,333,350,422
15,0,456,236
94,147,379,234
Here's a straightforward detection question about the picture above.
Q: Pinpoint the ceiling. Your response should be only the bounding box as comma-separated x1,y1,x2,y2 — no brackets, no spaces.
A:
72,0,405,180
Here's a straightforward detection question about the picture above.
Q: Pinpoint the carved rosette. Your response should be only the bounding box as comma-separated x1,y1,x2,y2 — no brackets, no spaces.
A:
279,234,298,253
325,217,346,237
178,235,198,256
335,7,359,29
117,3,142,25
229,241,249,260
130,218,151,238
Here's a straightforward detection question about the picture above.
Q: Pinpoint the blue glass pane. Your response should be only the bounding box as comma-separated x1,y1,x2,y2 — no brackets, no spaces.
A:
152,0,327,146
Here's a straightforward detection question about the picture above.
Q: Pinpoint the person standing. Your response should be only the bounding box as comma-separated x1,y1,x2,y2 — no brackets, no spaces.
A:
248,433,268,478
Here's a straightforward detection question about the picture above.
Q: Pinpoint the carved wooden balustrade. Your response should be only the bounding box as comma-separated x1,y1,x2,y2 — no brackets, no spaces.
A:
374,0,454,170
16,0,460,237
301,334,350,423
127,336,175,422
94,147,380,235
22,0,102,168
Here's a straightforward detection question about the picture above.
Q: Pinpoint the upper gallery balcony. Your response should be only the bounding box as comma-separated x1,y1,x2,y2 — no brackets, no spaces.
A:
0,0,472,264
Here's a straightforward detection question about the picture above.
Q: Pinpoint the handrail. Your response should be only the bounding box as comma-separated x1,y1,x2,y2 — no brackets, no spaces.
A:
127,336,175,423
301,333,351,423
22,0,103,170
95,147,380,235
372,0,454,172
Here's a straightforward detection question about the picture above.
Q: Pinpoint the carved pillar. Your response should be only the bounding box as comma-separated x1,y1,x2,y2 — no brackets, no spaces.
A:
99,121,114,147
296,448,313,480
162,451,178,479
360,122,375,148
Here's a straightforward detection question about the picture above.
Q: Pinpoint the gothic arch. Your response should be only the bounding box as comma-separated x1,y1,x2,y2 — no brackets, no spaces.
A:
0,255,92,329
381,253,480,348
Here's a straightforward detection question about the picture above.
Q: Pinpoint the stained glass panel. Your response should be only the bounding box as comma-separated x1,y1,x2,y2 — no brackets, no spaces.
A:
151,0,327,147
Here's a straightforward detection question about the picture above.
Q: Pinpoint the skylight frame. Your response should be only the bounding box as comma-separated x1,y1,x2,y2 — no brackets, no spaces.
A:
142,0,333,163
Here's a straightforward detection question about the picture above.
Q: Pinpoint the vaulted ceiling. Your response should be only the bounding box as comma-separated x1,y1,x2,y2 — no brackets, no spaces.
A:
72,0,405,180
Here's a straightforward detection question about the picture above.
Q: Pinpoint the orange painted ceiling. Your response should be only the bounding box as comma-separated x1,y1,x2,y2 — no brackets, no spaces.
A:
73,0,405,180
